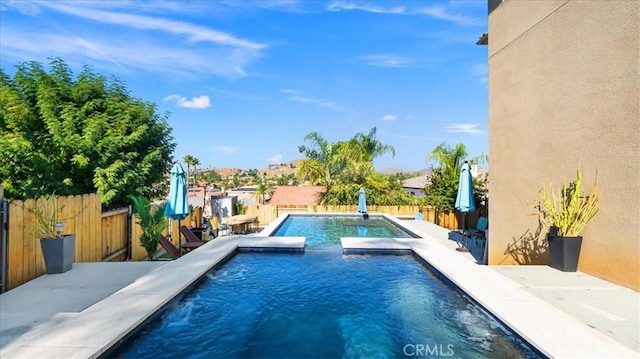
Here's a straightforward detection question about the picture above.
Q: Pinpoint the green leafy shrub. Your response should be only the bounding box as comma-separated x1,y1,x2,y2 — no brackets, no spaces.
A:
130,196,166,260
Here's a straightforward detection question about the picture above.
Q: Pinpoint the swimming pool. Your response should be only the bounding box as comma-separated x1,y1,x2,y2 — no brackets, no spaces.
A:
106,215,542,358
272,214,416,247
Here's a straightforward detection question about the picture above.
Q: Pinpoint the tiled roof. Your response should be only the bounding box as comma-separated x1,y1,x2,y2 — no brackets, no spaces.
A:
268,186,326,205
403,172,432,189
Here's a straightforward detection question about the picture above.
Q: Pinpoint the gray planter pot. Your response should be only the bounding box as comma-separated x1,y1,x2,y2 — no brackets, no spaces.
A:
40,234,76,274
547,226,582,272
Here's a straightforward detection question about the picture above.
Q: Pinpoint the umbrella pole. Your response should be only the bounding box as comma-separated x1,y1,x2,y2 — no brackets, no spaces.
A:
178,220,182,256
456,212,470,252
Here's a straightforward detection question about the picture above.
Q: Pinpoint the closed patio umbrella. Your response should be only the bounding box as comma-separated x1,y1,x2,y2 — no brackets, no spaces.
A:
164,163,189,255
455,161,475,251
358,187,367,214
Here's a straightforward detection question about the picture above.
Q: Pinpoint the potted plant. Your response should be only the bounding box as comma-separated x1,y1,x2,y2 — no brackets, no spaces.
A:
534,167,599,272
130,196,167,260
33,196,76,274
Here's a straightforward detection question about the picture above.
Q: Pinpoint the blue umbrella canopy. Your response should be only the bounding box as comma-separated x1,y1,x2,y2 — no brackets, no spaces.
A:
455,162,476,213
164,163,189,220
358,187,367,214
455,162,475,236
165,163,189,256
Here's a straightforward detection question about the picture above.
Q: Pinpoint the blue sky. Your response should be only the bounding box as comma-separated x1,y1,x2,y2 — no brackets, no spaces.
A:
1,0,488,172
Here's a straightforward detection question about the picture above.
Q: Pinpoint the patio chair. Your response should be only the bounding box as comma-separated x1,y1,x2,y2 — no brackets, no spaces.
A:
462,216,488,263
159,235,203,260
159,236,181,260
180,225,207,245
465,216,488,236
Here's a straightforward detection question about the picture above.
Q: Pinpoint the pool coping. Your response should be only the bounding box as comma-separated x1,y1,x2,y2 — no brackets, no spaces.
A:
353,215,638,358
0,214,636,358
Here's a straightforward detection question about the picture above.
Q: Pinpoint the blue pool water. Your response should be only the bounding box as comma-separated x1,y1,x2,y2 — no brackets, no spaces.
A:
273,215,415,247
107,216,542,358
108,253,540,358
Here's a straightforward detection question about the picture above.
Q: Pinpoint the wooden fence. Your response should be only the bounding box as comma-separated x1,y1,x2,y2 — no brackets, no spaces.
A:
4,192,468,291
6,194,103,290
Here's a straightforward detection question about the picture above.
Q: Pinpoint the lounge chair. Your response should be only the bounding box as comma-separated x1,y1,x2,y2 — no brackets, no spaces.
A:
159,236,181,260
180,225,207,245
159,235,203,260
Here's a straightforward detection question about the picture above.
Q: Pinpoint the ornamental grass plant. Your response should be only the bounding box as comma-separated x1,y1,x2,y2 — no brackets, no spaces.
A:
535,167,600,237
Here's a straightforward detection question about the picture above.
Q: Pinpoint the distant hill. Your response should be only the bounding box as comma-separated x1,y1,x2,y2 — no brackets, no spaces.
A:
208,162,422,179
377,167,424,175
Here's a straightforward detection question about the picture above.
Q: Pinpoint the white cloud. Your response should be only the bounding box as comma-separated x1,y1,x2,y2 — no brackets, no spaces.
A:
359,54,414,68
163,94,211,109
209,87,265,101
326,1,481,26
444,123,486,135
280,89,347,112
213,146,238,154
279,88,300,94
1,1,41,16
36,2,265,50
288,95,346,112
382,114,398,121
327,2,405,14
0,2,266,79
267,154,283,164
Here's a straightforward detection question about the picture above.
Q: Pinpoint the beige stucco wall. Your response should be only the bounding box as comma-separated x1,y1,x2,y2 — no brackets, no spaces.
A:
487,0,640,290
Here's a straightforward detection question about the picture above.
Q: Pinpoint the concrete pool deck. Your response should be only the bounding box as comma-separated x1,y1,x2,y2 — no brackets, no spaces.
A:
0,218,638,358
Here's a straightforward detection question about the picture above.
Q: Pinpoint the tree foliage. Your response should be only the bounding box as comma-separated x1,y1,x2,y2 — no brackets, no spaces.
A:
183,154,200,188
0,59,175,208
297,127,413,205
253,178,274,204
296,131,345,187
130,196,166,260
423,142,487,211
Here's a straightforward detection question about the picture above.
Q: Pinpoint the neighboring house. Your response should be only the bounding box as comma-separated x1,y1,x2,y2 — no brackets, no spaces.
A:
484,0,638,290
402,172,431,198
268,186,326,206
227,186,258,204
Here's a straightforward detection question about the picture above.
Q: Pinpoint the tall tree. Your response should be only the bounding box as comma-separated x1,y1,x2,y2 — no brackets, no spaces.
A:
183,154,199,188
426,142,468,181
253,179,273,204
341,127,395,183
423,142,487,212
296,132,345,187
0,59,175,208
297,129,405,206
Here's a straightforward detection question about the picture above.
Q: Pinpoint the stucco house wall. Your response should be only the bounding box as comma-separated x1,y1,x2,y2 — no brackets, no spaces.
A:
487,0,639,290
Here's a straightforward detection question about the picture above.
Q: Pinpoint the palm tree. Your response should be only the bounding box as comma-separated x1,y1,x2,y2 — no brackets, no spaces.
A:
341,127,395,183
191,158,201,188
426,143,468,180
183,155,199,189
297,132,344,187
253,179,274,204
352,127,396,161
